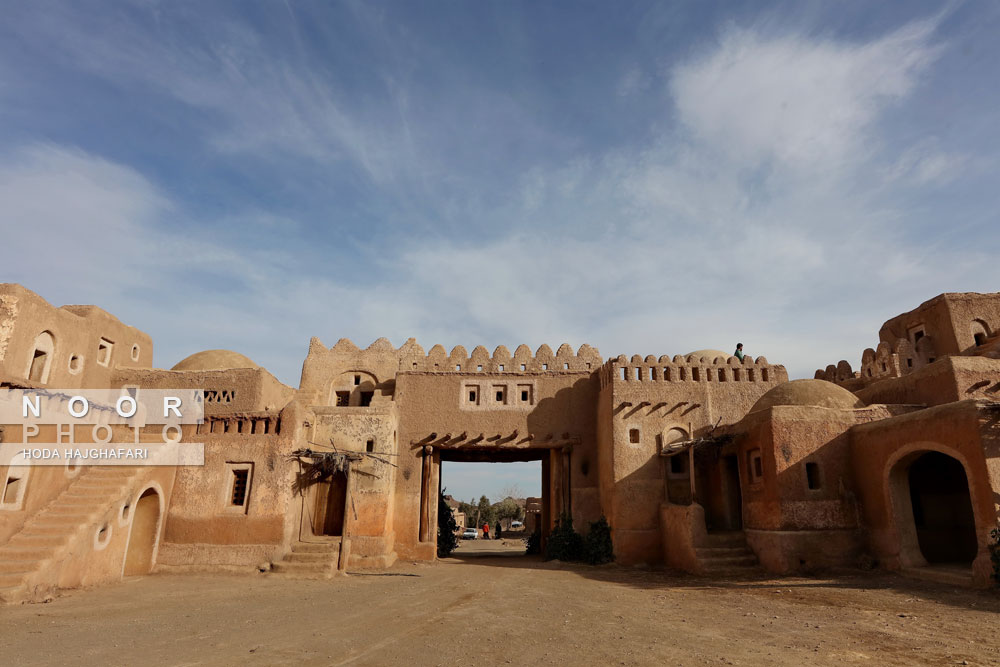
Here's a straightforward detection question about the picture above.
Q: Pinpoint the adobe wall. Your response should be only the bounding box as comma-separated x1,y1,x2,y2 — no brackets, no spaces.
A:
29,466,177,597
734,406,902,573
599,353,786,564
305,405,398,544
393,370,599,558
0,283,152,388
113,367,294,416
0,423,146,544
856,356,1000,407
879,293,1000,356
156,401,305,571
849,400,1000,587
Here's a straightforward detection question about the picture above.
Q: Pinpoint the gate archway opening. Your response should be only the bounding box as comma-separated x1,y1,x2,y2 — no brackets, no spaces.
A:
893,451,978,567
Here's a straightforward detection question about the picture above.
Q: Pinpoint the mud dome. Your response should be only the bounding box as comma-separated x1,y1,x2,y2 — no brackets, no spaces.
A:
1,283,1000,604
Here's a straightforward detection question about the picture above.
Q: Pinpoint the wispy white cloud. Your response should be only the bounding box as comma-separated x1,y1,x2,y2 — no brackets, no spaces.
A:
1,8,996,398
670,17,944,172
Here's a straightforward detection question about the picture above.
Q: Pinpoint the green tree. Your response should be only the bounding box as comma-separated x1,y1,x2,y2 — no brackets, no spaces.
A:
437,490,459,557
475,495,497,529
457,501,477,527
494,497,523,530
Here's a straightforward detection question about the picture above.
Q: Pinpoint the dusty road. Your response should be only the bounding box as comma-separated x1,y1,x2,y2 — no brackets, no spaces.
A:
1,542,998,666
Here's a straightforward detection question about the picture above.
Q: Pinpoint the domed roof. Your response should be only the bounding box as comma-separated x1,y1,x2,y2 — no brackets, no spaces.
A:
171,350,258,372
750,379,865,413
685,349,731,362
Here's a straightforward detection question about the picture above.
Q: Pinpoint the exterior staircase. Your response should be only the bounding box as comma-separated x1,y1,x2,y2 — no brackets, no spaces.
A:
270,539,342,578
695,531,760,574
0,466,143,604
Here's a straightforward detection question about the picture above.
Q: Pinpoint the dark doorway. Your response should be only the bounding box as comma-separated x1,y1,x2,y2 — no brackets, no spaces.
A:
722,455,743,530
313,471,348,536
697,454,743,531
908,452,977,564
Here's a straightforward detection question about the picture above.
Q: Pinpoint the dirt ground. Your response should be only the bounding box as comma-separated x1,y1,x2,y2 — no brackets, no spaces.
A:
2,539,999,666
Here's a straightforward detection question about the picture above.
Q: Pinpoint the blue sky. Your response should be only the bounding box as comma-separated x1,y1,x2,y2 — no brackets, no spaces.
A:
2,1,998,500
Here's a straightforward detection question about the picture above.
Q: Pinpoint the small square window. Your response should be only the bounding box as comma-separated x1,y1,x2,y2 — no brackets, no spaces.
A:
517,384,532,404
335,391,350,406
366,439,375,453
231,470,248,505
629,428,640,444
542,363,548,370
493,386,507,404
477,365,483,372
226,463,253,513
466,385,480,405
499,364,504,372
747,449,763,483
354,375,361,386
520,364,526,371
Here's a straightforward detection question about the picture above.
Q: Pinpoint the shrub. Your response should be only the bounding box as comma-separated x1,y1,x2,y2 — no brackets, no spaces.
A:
524,528,541,555
584,516,614,565
437,491,459,558
545,513,586,561
990,525,1000,586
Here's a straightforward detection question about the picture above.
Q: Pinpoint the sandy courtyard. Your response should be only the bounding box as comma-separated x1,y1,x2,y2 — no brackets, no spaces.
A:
1,541,999,666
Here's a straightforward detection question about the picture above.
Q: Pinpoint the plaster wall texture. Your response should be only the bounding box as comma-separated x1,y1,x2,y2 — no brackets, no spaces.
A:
393,371,599,555
856,356,1000,407
0,284,152,388
879,292,1000,356
849,400,1000,586
600,354,786,564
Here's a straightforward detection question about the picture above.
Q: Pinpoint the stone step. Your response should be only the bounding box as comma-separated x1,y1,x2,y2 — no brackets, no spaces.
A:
701,555,758,569
72,481,127,491
18,522,76,536
29,514,91,528
270,561,335,577
0,573,30,588
702,531,748,548
696,546,752,558
7,534,66,549
286,551,337,564
0,546,56,561
0,560,36,575
62,488,118,499
291,540,341,554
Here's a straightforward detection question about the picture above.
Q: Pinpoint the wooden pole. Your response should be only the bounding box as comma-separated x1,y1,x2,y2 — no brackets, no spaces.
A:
419,445,433,542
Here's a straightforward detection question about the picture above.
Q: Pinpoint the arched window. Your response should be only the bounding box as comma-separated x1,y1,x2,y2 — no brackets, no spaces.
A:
27,331,55,383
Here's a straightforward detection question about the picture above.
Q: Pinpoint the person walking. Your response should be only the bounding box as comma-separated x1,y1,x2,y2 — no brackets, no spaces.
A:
482,523,489,540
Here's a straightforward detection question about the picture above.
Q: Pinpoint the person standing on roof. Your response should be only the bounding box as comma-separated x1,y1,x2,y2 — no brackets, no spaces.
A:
734,343,745,361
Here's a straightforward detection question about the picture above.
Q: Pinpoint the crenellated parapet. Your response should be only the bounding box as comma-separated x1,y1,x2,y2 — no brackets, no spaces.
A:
403,342,601,373
299,337,603,405
598,352,786,390
814,335,938,388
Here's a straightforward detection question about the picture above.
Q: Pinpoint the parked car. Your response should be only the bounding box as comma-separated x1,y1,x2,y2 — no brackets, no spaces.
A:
510,520,523,529
462,527,478,540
